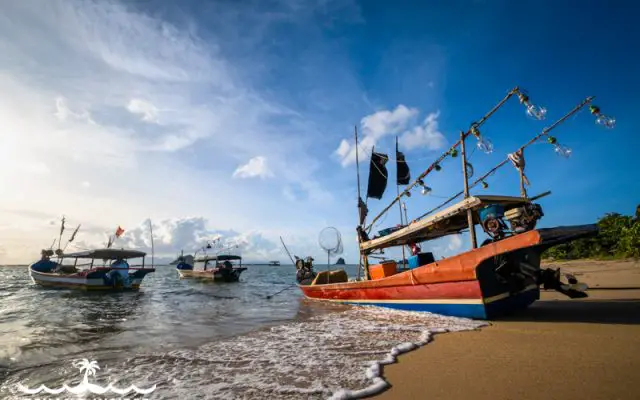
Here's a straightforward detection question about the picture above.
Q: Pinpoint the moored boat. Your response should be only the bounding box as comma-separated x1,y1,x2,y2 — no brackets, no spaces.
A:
177,254,247,282
295,87,614,319
29,248,155,291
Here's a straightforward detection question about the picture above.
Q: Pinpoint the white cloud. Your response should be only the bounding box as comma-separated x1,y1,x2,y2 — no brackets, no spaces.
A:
447,234,463,251
233,156,274,179
127,99,159,123
54,97,70,121
335,105,446,167
0,0,363,264
361,105,418,138
54,96,95,124
335,105,417,167
103,217,305,263
399,111,446,150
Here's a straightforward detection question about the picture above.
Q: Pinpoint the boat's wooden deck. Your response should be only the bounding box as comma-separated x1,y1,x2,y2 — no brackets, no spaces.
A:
360,195,530,252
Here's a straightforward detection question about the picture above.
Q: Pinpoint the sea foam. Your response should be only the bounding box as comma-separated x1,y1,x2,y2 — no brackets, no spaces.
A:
103,306,487,399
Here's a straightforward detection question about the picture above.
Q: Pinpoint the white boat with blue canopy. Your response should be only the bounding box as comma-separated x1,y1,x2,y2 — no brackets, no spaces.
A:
29,248,155,291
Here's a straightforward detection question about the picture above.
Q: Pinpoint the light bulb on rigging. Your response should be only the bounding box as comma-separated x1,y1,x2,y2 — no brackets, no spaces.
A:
590,105,616,129
553,144,572,158
470,124,493,154
518,91,547,120
546,136,571,158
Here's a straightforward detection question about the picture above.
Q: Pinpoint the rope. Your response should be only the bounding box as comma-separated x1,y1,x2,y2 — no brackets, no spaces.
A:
370,156,388,179
416,96,595,220
364,87,521,232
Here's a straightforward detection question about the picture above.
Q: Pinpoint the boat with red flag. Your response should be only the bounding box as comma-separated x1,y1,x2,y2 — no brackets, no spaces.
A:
294,87,615,319
29,220,156,291
29,248,155,291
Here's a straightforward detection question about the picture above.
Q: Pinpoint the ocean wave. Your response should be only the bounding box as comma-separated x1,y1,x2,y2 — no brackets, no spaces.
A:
96,306,486,399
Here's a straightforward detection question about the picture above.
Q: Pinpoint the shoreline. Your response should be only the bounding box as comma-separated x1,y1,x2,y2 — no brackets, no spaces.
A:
374,259,640,400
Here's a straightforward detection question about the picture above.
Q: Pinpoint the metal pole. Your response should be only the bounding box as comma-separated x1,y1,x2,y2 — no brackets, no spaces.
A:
396,136,407,270
149,219,155,268
355,125,363,280
460,131,478,249
402,202,409,226
355,126,362,209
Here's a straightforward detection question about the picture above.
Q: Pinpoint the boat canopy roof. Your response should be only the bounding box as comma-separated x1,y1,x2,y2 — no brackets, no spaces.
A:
195,254,242,262
63,248,147,260
360,195,531,252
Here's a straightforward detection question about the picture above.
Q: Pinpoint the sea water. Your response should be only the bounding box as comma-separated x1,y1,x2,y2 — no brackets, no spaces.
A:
0,265,486,399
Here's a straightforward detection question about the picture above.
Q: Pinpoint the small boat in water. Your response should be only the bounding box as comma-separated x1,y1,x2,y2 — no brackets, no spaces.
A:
268,261,281,266
29,248,155,291
294,88,614,319
177,254,247,282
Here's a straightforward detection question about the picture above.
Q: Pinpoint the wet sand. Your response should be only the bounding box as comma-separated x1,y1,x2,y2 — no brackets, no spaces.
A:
376,259,640,400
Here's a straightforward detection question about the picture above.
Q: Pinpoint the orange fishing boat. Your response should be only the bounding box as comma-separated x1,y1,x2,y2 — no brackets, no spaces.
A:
295,87,615,319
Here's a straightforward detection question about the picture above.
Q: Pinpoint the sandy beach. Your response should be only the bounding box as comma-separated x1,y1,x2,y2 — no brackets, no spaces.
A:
376,259,640,400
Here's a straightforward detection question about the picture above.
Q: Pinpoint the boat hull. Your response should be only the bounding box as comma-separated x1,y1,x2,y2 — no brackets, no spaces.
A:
299,225,595,319
177,268,246,282
299,279,539,319
29,267,155,291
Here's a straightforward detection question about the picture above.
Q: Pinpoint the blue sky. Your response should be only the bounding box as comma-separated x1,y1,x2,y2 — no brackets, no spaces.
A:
0,0,637,264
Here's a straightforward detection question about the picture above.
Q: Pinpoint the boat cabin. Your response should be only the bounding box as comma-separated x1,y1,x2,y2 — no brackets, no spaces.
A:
358,194,546,280
194,254,243,271
56,248,148,273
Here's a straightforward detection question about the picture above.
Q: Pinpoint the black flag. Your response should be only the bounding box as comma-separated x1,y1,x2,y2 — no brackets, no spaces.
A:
396,150,410,185
367,152,388,199
358,196,368,226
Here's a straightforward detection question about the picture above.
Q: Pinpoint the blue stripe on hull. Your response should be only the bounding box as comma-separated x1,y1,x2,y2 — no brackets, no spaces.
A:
335,289,539,320
341,301,488,319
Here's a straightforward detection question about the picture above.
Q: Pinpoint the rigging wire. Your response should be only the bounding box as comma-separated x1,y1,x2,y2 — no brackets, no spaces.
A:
416,95,595,221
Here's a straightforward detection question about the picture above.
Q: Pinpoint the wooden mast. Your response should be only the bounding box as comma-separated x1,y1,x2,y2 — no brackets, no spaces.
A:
354,125,368,280
460,131,478,249
149,219,155,268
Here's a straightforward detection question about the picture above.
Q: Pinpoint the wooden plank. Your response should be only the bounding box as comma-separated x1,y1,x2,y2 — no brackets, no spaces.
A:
360,194,530,252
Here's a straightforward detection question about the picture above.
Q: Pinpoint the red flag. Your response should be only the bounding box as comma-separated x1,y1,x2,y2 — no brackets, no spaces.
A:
115,226,125,237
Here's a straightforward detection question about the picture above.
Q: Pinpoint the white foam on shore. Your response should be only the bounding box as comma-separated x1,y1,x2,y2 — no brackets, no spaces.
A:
2,306,487,399
104,306,487,399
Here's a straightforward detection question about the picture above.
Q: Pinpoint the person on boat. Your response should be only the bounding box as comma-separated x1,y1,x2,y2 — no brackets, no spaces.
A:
109,257,131,288
296,256,316,285
410,242,421,256
31,249,58,273
223,260,233,270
